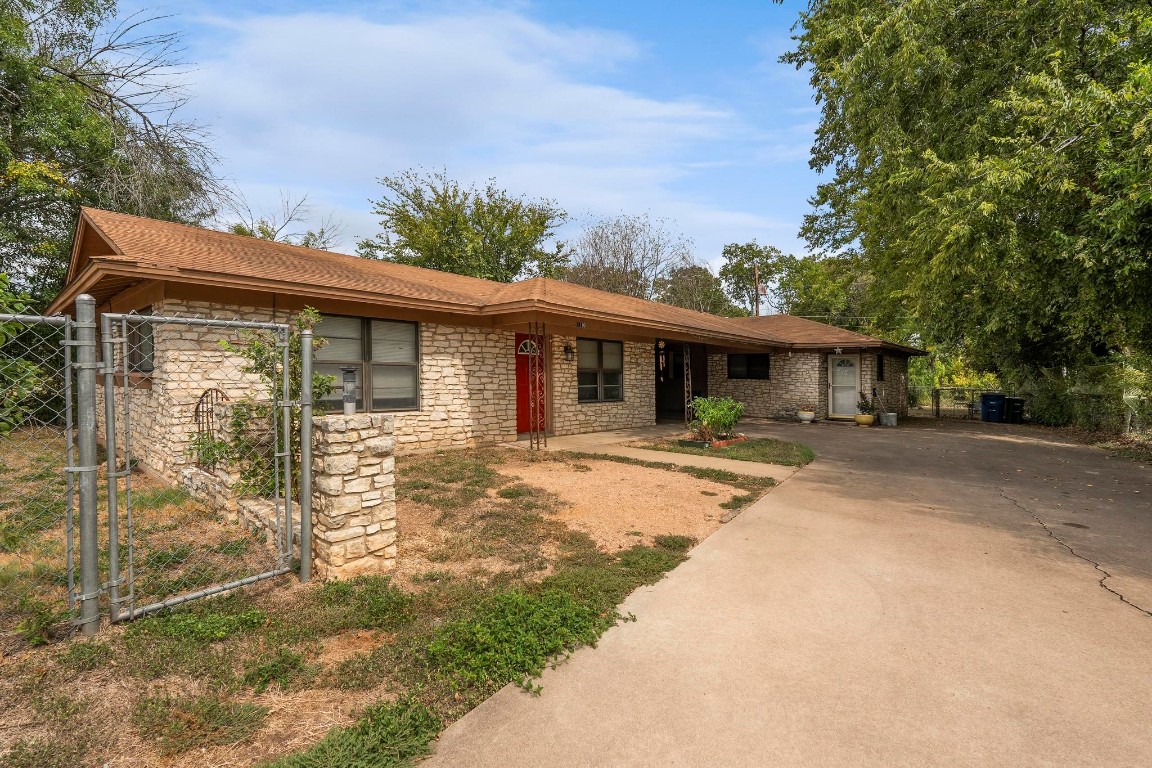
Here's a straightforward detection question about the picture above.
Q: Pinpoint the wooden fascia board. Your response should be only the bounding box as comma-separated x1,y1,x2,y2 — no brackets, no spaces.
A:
64,211,124,283
159,281,499,327
485,304,790,348
786,341,924,356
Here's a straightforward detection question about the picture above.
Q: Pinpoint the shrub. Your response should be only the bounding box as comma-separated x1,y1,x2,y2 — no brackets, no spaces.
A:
690,396,744,441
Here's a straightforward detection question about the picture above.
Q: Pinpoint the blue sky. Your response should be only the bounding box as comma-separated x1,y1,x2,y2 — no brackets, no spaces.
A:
123,0,819,268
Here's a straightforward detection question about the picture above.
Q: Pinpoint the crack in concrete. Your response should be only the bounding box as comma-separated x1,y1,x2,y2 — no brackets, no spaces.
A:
999,488,1152,617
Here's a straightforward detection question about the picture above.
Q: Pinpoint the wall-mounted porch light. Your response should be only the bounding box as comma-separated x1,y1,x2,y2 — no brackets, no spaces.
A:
563,343,575,362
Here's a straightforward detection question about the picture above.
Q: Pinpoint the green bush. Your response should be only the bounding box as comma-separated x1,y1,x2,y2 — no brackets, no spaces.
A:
690,396,744,441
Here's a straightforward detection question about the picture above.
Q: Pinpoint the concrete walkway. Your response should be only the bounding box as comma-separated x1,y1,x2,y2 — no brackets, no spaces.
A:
426,420,1152,767
515,424,799,482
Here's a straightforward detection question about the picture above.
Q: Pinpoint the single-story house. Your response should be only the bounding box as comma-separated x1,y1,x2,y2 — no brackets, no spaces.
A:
48,208,923,480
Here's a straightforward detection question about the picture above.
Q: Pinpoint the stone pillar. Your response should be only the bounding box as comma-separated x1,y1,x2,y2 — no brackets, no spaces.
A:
311,413,397,579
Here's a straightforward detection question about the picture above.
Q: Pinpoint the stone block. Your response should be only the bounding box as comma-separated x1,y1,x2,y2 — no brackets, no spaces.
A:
323,453,359,475
314,475,343,496
364,436,395,456
324,525,366,543
344,536,367,559
343,477,372,494
366,530,397,553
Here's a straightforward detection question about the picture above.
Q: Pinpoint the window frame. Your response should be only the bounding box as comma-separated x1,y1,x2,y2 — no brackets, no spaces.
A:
726,353,770,381
126,309,154,374
576,338,625,403
314,314,421,413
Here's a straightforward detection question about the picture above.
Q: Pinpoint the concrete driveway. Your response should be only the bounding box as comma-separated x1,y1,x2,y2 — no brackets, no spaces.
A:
424,420,1152,767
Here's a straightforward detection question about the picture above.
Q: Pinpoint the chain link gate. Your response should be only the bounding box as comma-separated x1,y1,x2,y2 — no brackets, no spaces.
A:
3,295,316,645
100,310,305,621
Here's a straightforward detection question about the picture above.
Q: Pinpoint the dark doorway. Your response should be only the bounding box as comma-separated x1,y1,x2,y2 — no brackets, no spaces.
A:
655,340,708,421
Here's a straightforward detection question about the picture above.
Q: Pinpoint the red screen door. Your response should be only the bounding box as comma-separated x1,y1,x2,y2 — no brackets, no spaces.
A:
515,334,544,433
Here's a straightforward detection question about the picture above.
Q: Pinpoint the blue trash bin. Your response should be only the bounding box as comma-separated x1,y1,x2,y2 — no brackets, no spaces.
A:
980,393,1006,423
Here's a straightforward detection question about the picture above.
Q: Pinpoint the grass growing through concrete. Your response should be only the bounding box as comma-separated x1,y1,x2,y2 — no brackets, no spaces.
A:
636,437,816,466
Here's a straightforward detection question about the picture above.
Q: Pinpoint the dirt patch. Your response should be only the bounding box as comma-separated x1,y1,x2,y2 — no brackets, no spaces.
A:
316,629,387,666
503,455,735,552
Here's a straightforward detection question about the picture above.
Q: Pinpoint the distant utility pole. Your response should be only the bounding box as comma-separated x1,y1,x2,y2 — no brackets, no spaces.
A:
753,263,760,317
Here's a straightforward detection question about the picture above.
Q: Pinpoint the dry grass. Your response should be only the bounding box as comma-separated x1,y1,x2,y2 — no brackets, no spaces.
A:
0,444,773,767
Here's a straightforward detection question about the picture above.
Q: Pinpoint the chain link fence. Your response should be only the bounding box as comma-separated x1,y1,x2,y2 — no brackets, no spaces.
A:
0,311,77,650
1,296,315,649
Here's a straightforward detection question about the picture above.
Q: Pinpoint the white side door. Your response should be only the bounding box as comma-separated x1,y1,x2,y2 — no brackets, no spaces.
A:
828,354,860,417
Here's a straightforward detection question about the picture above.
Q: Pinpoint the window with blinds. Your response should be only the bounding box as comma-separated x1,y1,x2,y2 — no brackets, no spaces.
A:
577,339,624,402
314,315,419,411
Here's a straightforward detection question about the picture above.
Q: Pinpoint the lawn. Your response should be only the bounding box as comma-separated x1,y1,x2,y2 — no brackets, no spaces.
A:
0,445,776,768
635,436,816,466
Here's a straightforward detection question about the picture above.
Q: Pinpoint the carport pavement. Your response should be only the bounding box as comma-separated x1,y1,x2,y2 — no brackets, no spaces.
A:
424,420,1152,767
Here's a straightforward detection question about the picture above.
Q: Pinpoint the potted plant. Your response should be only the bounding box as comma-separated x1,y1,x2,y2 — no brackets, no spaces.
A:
854,391,876,427
681,396,747,448
797,403,816,424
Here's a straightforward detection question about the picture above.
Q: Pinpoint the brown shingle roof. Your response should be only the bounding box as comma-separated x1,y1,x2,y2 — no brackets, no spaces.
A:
77,207,504,311
730,314,922,354
53,207,920,354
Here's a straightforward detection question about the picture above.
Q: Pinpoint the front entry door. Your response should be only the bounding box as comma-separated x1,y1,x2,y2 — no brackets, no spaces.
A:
828,354,860,418
515,334,545,433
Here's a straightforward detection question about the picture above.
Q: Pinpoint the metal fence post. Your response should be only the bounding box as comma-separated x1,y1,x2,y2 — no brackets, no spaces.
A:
74,295,100,635
100,314,121,621
299,329,313,582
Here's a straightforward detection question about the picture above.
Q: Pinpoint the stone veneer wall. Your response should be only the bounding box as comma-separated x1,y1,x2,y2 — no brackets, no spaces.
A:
97,305,520,481
875,354,910,417
707,351,827,420
391,323,517,451
549,336,656,436
181,465,285,543
707,349,911,421
311,414,397,578
96,298,276,482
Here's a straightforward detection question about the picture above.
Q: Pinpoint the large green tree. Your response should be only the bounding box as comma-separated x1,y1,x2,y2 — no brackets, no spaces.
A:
718,241,785,315
785,0,1152,372
654,264,745,316
0,1,219,308
775,254,872,328
357,169,569,282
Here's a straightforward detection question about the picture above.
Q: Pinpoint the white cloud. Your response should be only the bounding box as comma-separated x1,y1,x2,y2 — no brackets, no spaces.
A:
185,6,811,260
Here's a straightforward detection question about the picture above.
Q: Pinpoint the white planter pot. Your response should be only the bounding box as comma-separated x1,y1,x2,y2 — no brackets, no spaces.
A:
797,411,816,424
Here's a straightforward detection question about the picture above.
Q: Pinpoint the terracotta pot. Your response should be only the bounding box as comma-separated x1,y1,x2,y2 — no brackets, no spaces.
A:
854,414,875,427
797,411,816,424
